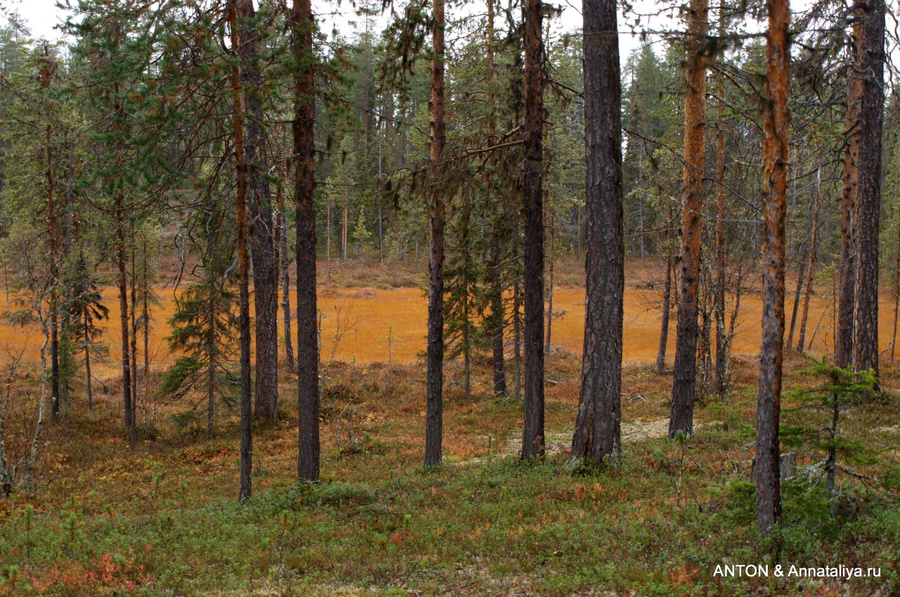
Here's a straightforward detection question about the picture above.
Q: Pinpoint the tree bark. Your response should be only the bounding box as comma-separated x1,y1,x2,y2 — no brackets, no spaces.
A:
229,0,253,501
424,0,446,467
570,0,623,464
236,0,280,424
292,0,320,482
853,0,885,378
835,22,862,368
657,205,673,373
545,217,554,357
521,0,545,460
46,128,60,425
130,243,138,429
756,0,790,537
797,176,819,353
786,262,805,349
85,312,93,410
39,51,61,425
277,180,295,371
892,215,900,361
669,0,708,438
208,293,216,438
115,201,135,452
714,93,727,394
486,0,506,397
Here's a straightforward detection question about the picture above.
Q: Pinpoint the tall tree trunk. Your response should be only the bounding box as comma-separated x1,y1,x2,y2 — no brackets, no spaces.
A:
85,312,93,410
786,262,805,349
521,0,545,460
513,260,522,399
207,295,216,438
545,218,554,357
46,129,60,425
892,216,900,361
853,0,885,378
714,93,728,394
570,0,623,464
237,0,280,424
835,23,862,368
669,0,708,438
490,233,506,396
142,239,150,416
486,0,506,397
229,0,253,501
424,0,446,467
130,243,138,428
342,182,348,263
797,175,819,353
657,205,674,373
40,51,61,424
293,0,320,482
756,0,790,537
277,180,295,371
115,202,135,452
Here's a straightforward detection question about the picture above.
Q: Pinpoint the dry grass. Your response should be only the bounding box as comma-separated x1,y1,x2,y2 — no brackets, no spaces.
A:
0,257,895,382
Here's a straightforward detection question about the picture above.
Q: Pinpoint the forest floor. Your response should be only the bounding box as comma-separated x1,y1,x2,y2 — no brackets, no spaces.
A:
0,258,899,596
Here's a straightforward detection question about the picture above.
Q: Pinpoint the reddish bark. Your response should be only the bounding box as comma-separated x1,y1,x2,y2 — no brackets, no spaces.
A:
669,0,708,438
756,0,790,536
229,0,253,500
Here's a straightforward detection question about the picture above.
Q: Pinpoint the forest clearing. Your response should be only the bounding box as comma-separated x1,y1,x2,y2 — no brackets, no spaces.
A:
0,257,892,373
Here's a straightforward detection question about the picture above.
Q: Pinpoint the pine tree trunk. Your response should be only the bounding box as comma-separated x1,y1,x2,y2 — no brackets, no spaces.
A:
756,0,790,537
797,179,819,353
293,0,320,482
130,243,138,429
835,22,862,368
490,233,506,396
669,0,708,438
786,262,805,350
714,94,727,394
46,123,61,425
657,205,673,373
513,266,522,399
892,218,900,361
570,0,623,464
545,220,554,357
278,182,295,371
486,0,506,398
115,202,135,452
237,0,280,424
229,0,253,501
142,240,150,416
521,0,545,460
208,295,216,439
853,0,885,378
342,185,348,263
85,313,93,410
40,53,61,424
424,0,446,467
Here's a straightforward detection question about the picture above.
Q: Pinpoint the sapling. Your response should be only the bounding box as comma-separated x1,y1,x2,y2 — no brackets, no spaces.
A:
378,323,402,383
23,505,33,561
786,358,876,515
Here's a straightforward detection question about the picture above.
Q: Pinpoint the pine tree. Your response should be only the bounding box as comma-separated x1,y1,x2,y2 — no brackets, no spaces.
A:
163,276,239,438
756,0,791,537
63,252,109,411
571,0,624,464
